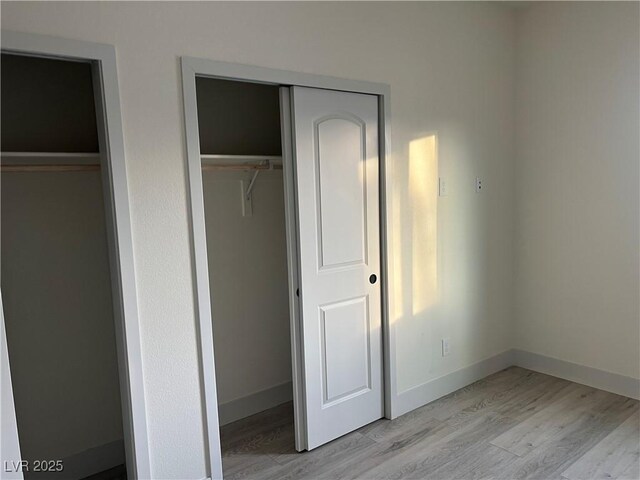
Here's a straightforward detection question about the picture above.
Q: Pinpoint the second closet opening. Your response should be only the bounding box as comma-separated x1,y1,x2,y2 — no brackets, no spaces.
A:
195,77,297,463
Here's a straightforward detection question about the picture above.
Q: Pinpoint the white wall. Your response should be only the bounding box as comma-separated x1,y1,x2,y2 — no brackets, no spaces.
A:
203,172,291,405
1,171,124,463
514,2,640,380
1,3,517,478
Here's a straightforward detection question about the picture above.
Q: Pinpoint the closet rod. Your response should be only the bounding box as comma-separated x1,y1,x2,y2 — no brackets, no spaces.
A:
1,164,100,172
201,164,283,171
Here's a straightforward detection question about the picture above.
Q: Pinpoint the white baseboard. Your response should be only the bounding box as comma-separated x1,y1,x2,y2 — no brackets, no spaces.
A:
218,381,293,426
24,439,124,480
392,350,516,418
392,348,639,419
513,349,640,400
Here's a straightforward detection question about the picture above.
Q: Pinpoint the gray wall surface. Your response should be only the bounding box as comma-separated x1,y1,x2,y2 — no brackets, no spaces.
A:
203,171,292,406
514,2,640,379
1,3,518,476
196,77,281,156
1,170,124,464
1,54,99,152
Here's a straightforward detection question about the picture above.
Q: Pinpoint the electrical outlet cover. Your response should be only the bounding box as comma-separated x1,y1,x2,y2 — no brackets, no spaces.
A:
442,338,451,356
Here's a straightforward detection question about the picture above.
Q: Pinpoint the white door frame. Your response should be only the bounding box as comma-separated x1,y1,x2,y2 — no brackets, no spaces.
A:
181,57,396,480
0,31,151,479
1,291,22,480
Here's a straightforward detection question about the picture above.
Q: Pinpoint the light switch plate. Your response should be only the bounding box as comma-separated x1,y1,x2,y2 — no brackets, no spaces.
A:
439,177,447,196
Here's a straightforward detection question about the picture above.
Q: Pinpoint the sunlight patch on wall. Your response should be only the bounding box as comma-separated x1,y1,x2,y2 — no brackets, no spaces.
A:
410,135,438,315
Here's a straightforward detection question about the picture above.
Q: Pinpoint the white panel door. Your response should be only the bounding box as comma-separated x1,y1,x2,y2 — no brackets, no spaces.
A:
290,86,383,450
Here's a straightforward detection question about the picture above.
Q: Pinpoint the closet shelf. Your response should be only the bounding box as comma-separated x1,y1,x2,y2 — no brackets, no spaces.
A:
1,153,285,172
201,163,283,171
1,151,100,159
201,154,282,162
1,152,101,172
2,164,100,172
200,154,283,171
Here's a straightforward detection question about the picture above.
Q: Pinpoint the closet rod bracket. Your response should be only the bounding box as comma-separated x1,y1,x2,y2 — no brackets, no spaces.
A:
244,159,272,200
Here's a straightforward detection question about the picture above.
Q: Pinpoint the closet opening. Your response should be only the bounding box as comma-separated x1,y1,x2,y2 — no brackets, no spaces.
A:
195,77,299,474
1,53,128,480
185,59,391,479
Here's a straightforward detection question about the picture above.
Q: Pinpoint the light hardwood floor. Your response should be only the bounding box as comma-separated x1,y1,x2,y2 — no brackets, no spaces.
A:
220,367,639,480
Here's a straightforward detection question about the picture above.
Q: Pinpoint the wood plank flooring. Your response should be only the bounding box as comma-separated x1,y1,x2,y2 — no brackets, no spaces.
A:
220,367,639,480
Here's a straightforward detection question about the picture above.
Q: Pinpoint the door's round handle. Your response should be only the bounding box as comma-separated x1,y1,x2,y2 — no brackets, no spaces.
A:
369,274,377,284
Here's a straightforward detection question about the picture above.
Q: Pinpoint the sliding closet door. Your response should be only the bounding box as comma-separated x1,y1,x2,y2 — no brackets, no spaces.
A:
289,86,383,450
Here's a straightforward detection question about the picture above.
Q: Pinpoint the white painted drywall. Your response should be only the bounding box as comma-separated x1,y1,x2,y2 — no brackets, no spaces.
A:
1,3,517,477
514,2,640,380
0,171,124,463
202,171,292,405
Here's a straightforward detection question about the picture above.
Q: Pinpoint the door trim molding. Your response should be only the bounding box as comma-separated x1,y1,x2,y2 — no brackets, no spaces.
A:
180,57,394,480
1,293,22,480
279,86,307,451
0,31,151,479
